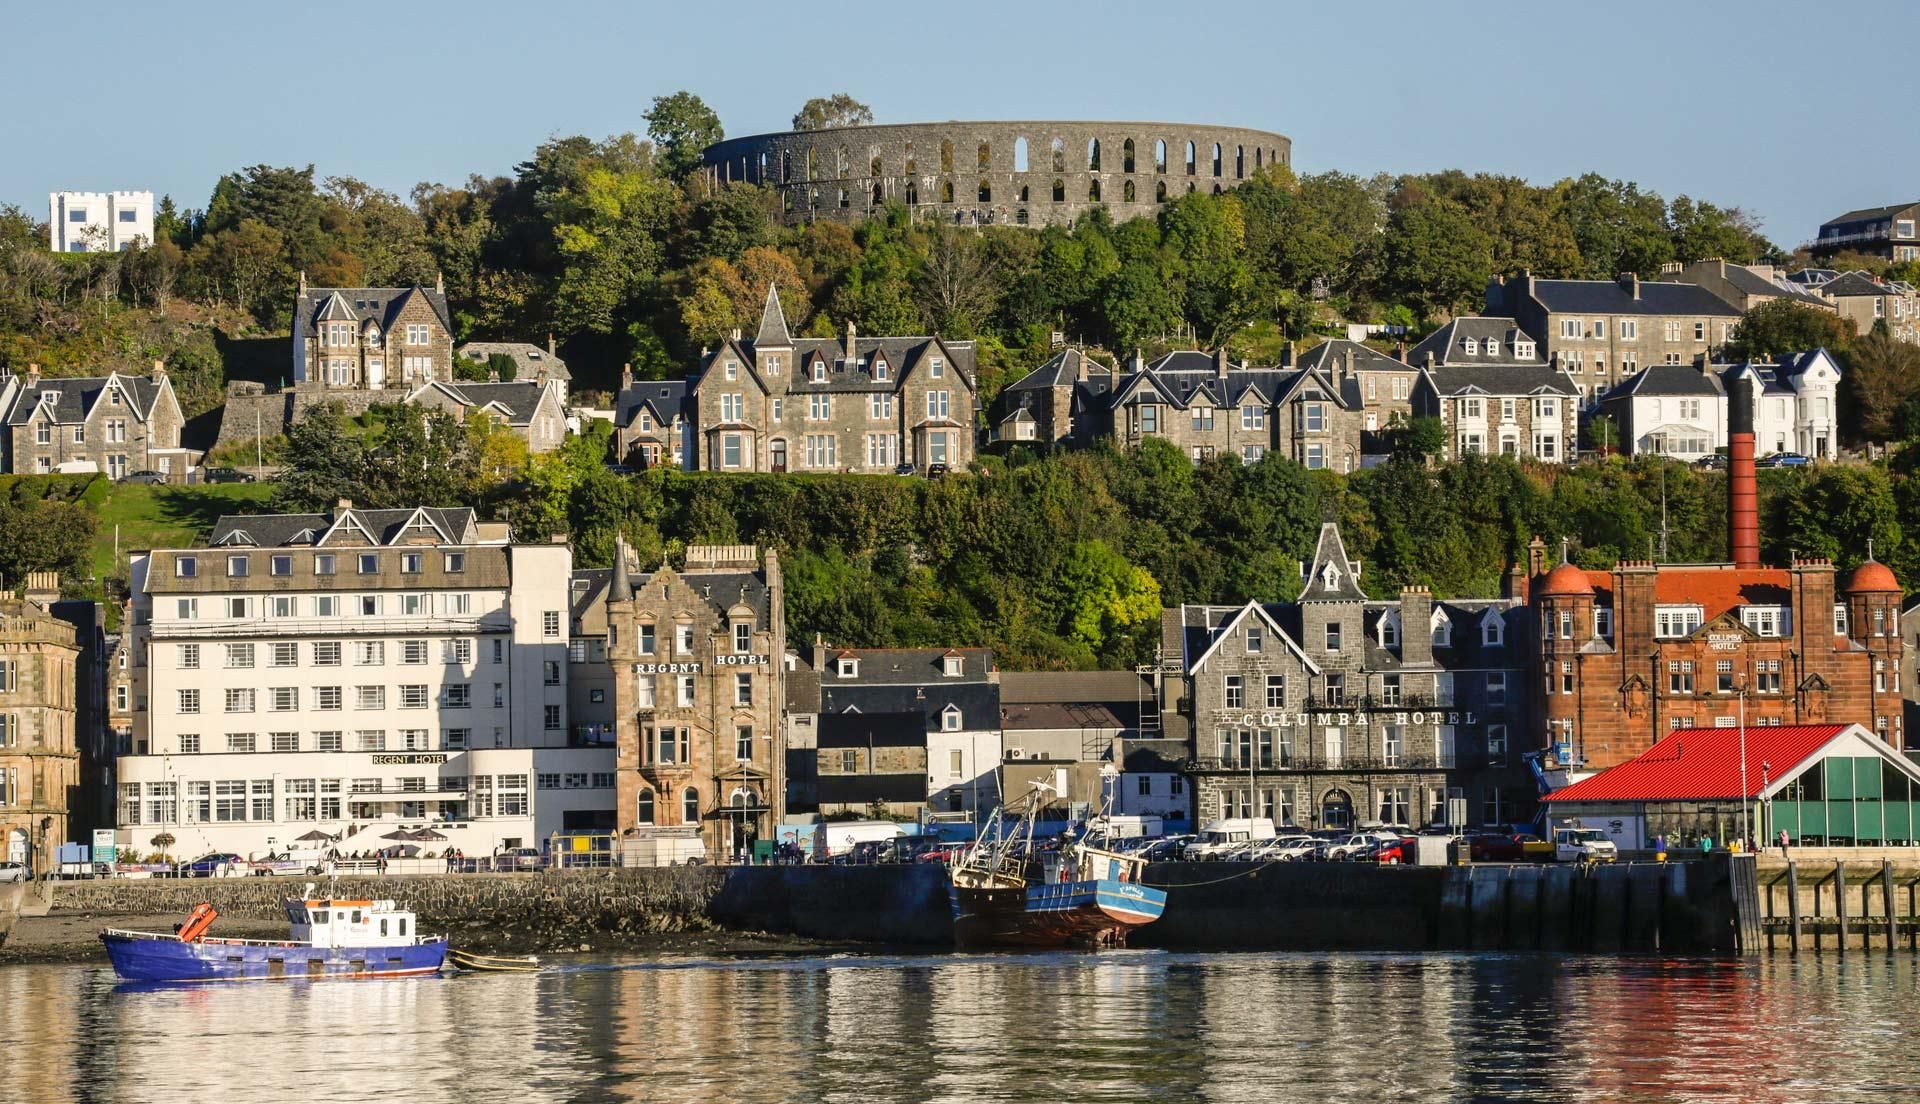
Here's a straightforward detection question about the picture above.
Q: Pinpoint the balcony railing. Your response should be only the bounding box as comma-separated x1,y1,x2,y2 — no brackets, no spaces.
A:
1185,754,1463,773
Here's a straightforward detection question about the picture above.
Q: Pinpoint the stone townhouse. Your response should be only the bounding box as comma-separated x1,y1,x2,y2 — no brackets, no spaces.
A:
606,542,786,859
1818,271,1920,343
1411,364,1580,463
1160,523,1535,832
1812,201,1920,264
686,285,976,474
784,643,1000,819
1003,349,1364,469
1294,339,1418,452
455,340,571,386
291,274,455,391
405,379,570,454
2,363,188,478
1488,273,1742,398
0,575,108,868
990,347,1111,446
1655,259,1836,315
612,371,692,470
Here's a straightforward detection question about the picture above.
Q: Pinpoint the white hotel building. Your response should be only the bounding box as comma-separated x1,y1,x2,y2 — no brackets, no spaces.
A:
118,505,615,858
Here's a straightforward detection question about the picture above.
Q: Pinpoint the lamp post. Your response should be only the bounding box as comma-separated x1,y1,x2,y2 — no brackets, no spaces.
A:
1738,683,1750,850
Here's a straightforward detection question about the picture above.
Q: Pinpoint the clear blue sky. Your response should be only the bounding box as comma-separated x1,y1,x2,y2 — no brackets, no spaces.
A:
4,0,1907,249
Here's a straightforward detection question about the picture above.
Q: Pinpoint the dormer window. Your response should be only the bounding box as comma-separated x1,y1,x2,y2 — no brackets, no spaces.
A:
930,358,944,379
176,556,198,579
812,360,827,383
1487,340,1500,357
724,361,738,381
873,359,889,381
733,621,752,653
837,657,859,678
1516,341,1535,359
941,704,962,731
1379,615,1399,649
943,654,963,678
1462,339,1479,355
1430,614,1450,648
1480,611,1505,647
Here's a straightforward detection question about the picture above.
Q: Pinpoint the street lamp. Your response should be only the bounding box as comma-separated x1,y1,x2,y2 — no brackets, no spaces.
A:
1737,681,1750,850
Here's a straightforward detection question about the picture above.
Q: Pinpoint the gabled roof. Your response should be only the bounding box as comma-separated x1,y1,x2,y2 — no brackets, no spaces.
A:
206,507,478,548
1003,347,1109,393
456,342,570,383
1526,278,1741,318
1608,365,1724,398
294,284,454,347
1294,339,1409,375
1408,318,1546,369
1423,365,1578,398
1546,724,1902,803
4,372,167,426
1716,263,1830,308
412,380,555,426
1821,271,1903,298
616,378,690,430
1569,565,1794,622
1186,600,1321,675
707,333,977,395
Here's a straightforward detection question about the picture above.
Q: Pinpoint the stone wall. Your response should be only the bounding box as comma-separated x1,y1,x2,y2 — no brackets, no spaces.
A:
703,121,1290,229
212,382,417,450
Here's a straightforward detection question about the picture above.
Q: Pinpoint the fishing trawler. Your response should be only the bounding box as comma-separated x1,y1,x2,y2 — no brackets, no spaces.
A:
100,887,447,982
948,784,1167,947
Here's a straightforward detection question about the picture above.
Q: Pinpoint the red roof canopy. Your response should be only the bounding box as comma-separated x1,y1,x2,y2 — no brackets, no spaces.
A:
1546,724,1857,803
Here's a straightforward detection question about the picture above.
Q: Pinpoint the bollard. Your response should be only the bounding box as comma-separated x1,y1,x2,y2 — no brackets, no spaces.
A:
1834,861,1848,955
1883,861,1897,954
1785,860,1800,954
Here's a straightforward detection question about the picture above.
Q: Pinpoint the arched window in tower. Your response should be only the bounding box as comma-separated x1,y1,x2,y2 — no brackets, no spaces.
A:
905,180,918,205
1254,147,1262,170
940,140,953,173
836,148,848,177
1050,137,1065,173
904,142,916,175
1122,138,1136,173
1016,208,1029,226
1185,141,1197,175
781,149,792,183
1154,139,1167,174
1155,180,1167,203
1088,178,1102,202
1211,143,1223,176
1088,137,1101,171
940,179,954,203
1123,179,1136,202
806,147,816,181
869,148,882,177
1018,184,1030,203
872,182,884,206
682,787,700,825
977,141,991,170
758,152,769,182
1052,178,1065,203
635,789,654,824
1013,137,1028,172
1235,145,1245,178
978,180,992,202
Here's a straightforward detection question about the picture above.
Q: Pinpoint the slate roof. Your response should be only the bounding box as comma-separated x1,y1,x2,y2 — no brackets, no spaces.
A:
1294,339,1408,375
754,284,793,346
1822,271,1901,298
5,373,167,425
1713,264,1830,308
1526,279,1740,318
801,646,1000,731
1422,365,1579,397
569,568,611,624
456,342,570,383
292,285,452,354
1302,521,1368,602
616,378,689,431
208,507,478,548
1546,725,1861,803
415,380,554,425
1003,347,1110,393
818,711,931,749
1822,202,1920,227
1407,318,1545,369
1107,365,1346,413
1608,365,1725,398
813,773,928,804
998,670,1149,705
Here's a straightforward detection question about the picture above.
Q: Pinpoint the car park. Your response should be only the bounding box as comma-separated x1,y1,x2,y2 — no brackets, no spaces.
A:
0,861,25,883
1467,833,1528,862
1692,454,1728,470
1137,835,1195,862
493,847,542,872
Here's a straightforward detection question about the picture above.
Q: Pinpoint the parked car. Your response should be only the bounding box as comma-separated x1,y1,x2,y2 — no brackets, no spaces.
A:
493,847,542,872
249,853,324,876
1250,835,1318,862
1137,835,1195,862
1553,826,1618,863
1467,833,1527,863
1692,454,1729,470
1327,834,1379,861
892,462,917,476
178,852,245,878
0,861,25,883
1757,452,1810,468
926,463,950,479
203,467,257,484
122,470,168,485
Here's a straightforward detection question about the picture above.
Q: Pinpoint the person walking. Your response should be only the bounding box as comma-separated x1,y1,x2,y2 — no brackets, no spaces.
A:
1778,828,1790,857
1699,835,1713,857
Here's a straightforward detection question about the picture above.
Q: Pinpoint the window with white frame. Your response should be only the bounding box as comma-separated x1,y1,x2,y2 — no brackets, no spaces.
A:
1655,606,1703,638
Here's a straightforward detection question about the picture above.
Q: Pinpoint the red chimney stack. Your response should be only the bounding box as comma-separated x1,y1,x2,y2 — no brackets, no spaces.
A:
1728,369,1758,568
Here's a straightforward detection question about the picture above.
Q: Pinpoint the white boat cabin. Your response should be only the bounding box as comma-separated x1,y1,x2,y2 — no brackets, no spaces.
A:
284,898,420,948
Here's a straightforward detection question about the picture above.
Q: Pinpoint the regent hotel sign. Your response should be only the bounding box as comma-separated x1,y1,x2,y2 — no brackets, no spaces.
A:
632,654,770,675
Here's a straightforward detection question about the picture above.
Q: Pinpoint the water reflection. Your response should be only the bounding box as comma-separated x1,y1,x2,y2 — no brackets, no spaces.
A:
1,952,1917,1103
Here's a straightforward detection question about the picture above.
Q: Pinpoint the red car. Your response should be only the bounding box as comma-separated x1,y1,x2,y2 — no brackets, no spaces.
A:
1468,833,1531,862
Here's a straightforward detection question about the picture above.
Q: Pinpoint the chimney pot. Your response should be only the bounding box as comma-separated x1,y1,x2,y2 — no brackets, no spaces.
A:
336,498,353,510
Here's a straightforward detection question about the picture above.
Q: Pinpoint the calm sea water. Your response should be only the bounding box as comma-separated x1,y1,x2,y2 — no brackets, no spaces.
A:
2,950,1916,1103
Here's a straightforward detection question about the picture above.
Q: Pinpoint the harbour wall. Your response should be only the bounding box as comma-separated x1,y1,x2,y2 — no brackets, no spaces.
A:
38,857,1755,954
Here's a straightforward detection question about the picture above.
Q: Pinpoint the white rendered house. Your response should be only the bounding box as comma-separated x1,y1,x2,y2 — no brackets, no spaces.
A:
1723,350,1840,459
118,505,612,858
48,191,153,252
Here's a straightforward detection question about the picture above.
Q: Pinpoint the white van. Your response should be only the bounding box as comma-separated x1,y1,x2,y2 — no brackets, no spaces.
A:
1186,818,1278,860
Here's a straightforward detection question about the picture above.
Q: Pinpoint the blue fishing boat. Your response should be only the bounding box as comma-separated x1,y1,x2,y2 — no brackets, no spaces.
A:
949,786,1167,947
100,890,446,982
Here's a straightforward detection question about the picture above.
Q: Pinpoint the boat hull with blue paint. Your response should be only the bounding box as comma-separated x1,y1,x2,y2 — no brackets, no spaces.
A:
101,930,448,982
949,878,1167,947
